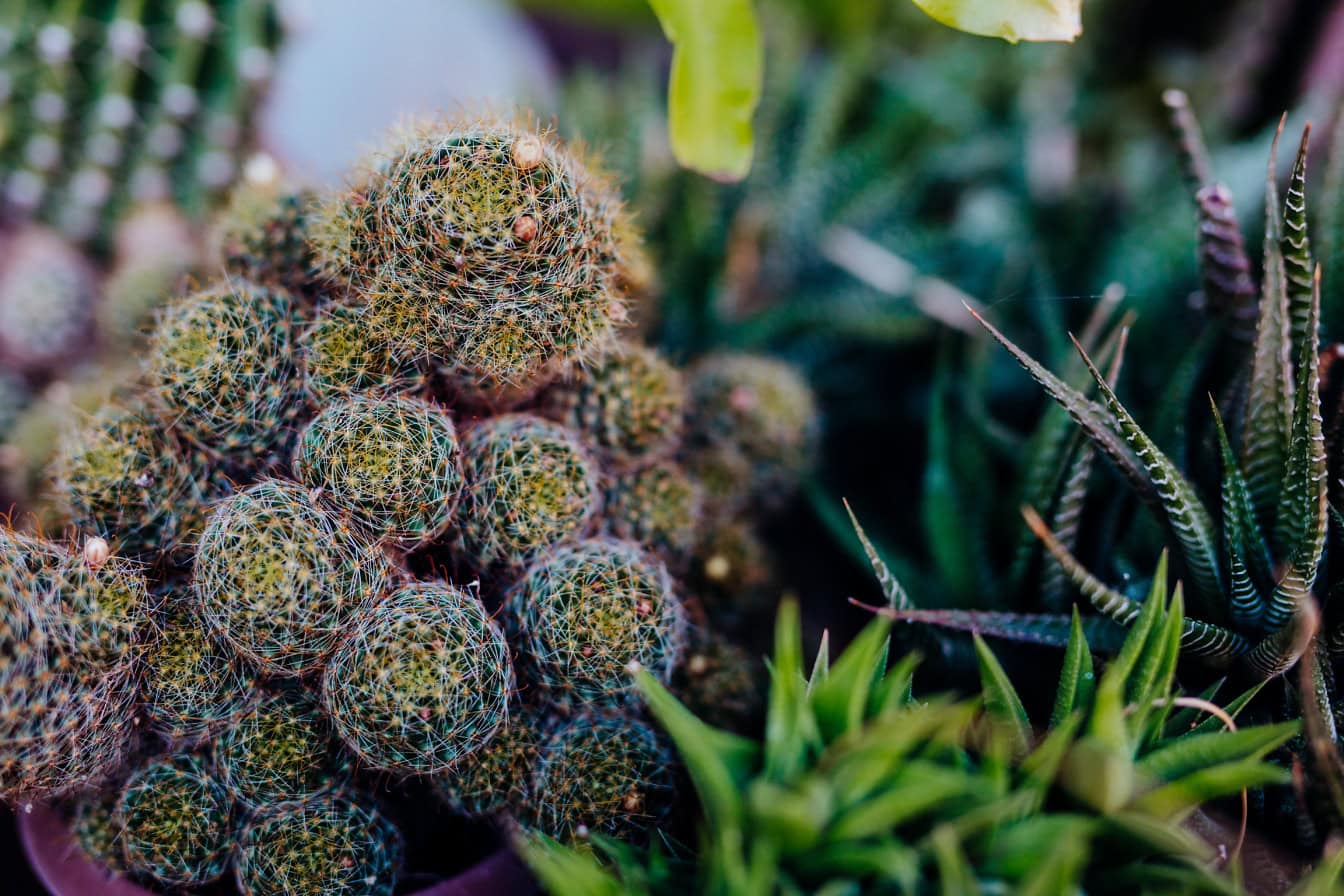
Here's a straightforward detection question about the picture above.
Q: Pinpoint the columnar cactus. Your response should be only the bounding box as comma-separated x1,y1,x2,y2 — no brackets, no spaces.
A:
194,479,390,675
215,691,341,809
543,341,685,466
603,460,704,563
115,752,233,887
0,226,97,371
141,609,256,744
322,582,513,774
235,791,403,896
145,283,306,460
508,538,685,704
458,414,602,568
527,711,675,841
294,395,464,545
312,118,629,388
0,0,282,247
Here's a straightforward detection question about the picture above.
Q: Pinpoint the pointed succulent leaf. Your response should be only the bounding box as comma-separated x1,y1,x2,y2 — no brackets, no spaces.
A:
1242,122,1294,524
518,834,628,896
1188,681,1268,735
868,652,919,719
1162,88,1214,190
1050,607,1095,730
810,616,890,742
845,500,911,610
865,605,1126,653
1288,844,1344,896
1266,267,1327,632
1132,760,1291,822
1137,721,1298,781
1243,597,1318,680
1300,641,1344,849
1282,125,1315,352
1041,427,1097,611
1195,184,1257,323
1069,334,1225,611
764,599,821,781
973,634,1031,757
1211,400,1271,628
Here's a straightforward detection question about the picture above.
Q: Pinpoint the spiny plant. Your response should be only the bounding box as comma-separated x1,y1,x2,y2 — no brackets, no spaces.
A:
215,180,325,293
299,300,422,403
525,709,677,844
670,630,762,733
524,572,1320,895
215,690,342,810
0,0,282,247
457,413,602,569
115,751,233,887
603,460,704,565
70,785,129,876
312,117,631,390
684,352,820,514
194,478,390,676
235,790,403,896
508,537,685,705
145,281,307,462
321,582,513,774
140,607,256,745
433,702,547,820
293,394,465,546
0,225,97,371
543,341,686,467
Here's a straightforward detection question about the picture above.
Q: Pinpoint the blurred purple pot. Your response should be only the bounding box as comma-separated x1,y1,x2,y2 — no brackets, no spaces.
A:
19,804,536,896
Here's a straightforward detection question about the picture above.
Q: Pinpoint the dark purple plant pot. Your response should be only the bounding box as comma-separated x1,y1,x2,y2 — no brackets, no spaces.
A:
19,804,537,896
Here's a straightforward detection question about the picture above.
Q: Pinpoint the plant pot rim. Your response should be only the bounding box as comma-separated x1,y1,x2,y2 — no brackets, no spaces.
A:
18,803,535,896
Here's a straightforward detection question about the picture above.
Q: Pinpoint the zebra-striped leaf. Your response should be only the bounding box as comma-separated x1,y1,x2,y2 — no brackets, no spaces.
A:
845,499,912,610
1282,124,1314,353
1210,400,1271,629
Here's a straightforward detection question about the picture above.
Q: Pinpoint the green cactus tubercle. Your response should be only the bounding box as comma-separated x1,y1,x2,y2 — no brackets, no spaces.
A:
215,690,342,809
509,538,685,704
322,582,513,774
434,704,546,819
301,301,423,403
603,460,704,563
141,608,256,744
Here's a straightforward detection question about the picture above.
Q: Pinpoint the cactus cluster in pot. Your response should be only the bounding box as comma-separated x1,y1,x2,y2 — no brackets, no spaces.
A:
0,114,819,894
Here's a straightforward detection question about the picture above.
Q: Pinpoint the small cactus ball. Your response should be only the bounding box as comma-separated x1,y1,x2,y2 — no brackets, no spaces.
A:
294,394,464,545
71,786,130,875
215,180,325,292
433,704,545,818
236,792,403,896
313,118,629,386
115,752,233,887
528,711,675,841
544,341,685,465
51,401,199,557
301,301,420,402
141,609,256,744
323,582,513,774
603,460,704,563
686,353,820,506
194,479,389,675
458,414,601,568
509,538,684,703
0,226,97,370
145,282,306,458
216,691,341,809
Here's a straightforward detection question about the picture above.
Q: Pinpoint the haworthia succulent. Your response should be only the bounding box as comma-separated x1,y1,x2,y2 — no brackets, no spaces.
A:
1282,125,1314,354
1211,401,1271,629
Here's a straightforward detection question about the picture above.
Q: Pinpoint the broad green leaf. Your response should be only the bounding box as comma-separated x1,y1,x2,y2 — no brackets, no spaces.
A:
1137,721,1299,781
1132,760,1291,821
1050,607,1094,729
929,825,980,896
810,616,891,741
1017,827,1091,896
764,599,820,780
827,762,981,840
518,834,629,896
973,634,1031,757
910,0,1082,43
647,0,761,181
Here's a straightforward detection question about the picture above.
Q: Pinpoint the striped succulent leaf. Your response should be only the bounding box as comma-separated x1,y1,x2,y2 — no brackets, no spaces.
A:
1210,401,1271,629
1282,125,1315,353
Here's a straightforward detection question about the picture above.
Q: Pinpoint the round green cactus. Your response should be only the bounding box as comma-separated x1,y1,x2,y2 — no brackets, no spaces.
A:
545,342,685,465
323,582,513,774
433,704,546,818
685,353,820,507
0,226,97,370
672,631,762,732
115,752,233,887
294,394,464,545
144,282,307,459
51,400,201,557
216,691,341,809
458,414,602,568
300,301,422,403
141,609,255,744
527,710,675,841
603,461,703,563
508,538,684,704
194,479,390,675
71,786,130,876
313,118,628,386
52,546,151,670
236,791,403,896
215,181,325,292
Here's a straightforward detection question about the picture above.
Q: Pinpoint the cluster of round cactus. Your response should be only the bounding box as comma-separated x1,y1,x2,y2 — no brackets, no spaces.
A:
0,114,819,891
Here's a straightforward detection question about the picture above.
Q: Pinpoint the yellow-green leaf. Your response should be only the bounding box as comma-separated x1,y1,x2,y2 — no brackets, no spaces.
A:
911,0,1082,43
647,0,762,181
